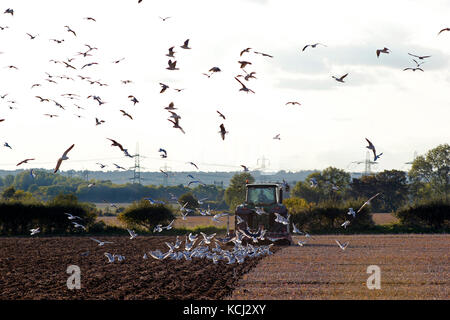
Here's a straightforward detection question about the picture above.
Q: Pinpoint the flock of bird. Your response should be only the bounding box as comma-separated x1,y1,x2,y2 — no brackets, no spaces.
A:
3,5,450,266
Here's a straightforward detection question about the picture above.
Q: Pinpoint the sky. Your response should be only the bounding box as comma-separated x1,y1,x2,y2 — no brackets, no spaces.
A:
0,0,449,175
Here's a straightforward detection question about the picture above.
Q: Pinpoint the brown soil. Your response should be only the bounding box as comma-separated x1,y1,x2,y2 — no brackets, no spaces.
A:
0,236,279,300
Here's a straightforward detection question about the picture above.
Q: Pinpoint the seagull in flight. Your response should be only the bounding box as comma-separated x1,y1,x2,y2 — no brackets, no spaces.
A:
180,39,191,49
408,53,431,60
286,101,301,106
240,47,252,56
357,193,381,214
95,118,105,126
438,27,450,35
376,47,390,57
84,17,96,22
17,158,35,166
332,73,348,83
159,16,171,21
26,33,38,40
159,83,169,93
54,144,75,173
216,110,226,120
254,51,273,58
273,134,281,140
120,110,133,120
241,165,249,172
65,213,82,220
159,148,167,158
107,138,125,152
4,142,12,149
403,67,424,72
347,208,356,218
235,77,255,93
4,8,14,15
274,213,290,225
335,240,349,251
30,227,40,235
365,138,378,161
187,162,199,170
90,238,113,246
166,46,176,58
166,60,179,70
302,43,327,51
219,123,228,140
168,117,185,134
127,229,138,239
64,25,77,36
72,222,86,230
341,220,351,229
113,163,126,170
238,61,252,69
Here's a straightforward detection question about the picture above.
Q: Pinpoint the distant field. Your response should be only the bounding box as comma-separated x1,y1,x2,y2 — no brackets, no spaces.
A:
230,234,450,300
371,213,400,225
98,215,234,229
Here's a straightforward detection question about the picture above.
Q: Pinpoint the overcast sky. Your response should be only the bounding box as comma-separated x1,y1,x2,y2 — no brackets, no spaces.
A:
0,0,449,175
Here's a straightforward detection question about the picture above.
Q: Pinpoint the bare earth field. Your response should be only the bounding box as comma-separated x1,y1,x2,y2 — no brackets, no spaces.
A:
371,213,400,225
230,234,449,300
0,236,277,300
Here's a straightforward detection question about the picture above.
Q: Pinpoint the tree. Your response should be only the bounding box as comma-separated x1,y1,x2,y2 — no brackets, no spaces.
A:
409,144,450,201
224,172,255,210
1,186,16,200
178,192,199,210
292,167,351,203
118,200,175,231
374,170,408,212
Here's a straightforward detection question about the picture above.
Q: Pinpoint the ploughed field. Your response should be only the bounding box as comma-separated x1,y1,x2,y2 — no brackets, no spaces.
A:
230,234,450,299
0,236,279,300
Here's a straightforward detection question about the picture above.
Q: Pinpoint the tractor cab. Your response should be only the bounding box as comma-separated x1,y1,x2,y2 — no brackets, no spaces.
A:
235,183,292,245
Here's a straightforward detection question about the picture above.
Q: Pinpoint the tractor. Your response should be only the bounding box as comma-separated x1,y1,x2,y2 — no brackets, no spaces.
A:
234,183,292,245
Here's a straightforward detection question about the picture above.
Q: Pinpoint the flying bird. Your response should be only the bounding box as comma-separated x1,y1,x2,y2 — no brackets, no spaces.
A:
365,138,378,161
84,17,96,22
107,138,125,151
120,110,133,120
209,67,221,73
128,95,139,105
235,77,255,93
95,118,105,126
168,117,185,134
285,101,301,106
17,158,35,166
254,51,273,58
90,238,113,246
376,47,390,57
113,163,126,170
332,73,348,83
166,46,176,57
408,53,431,60
238,61,252,69
64,26,77,36
4,8,14,15
159,16,171,21
302,43,327,51
217,110,226,120
166,60,179,70
81,62,98,69
219,123,228,140
357,193,381,214
54,144,75,173
403,67,424,72
26,33,38,39
30,228,40,236
159,148,167,158
273,134,281,140
159,83,169,93
438,27,450,35
335,240,349,251
241,165,249,172
187,162,199,170
180,39,191,49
